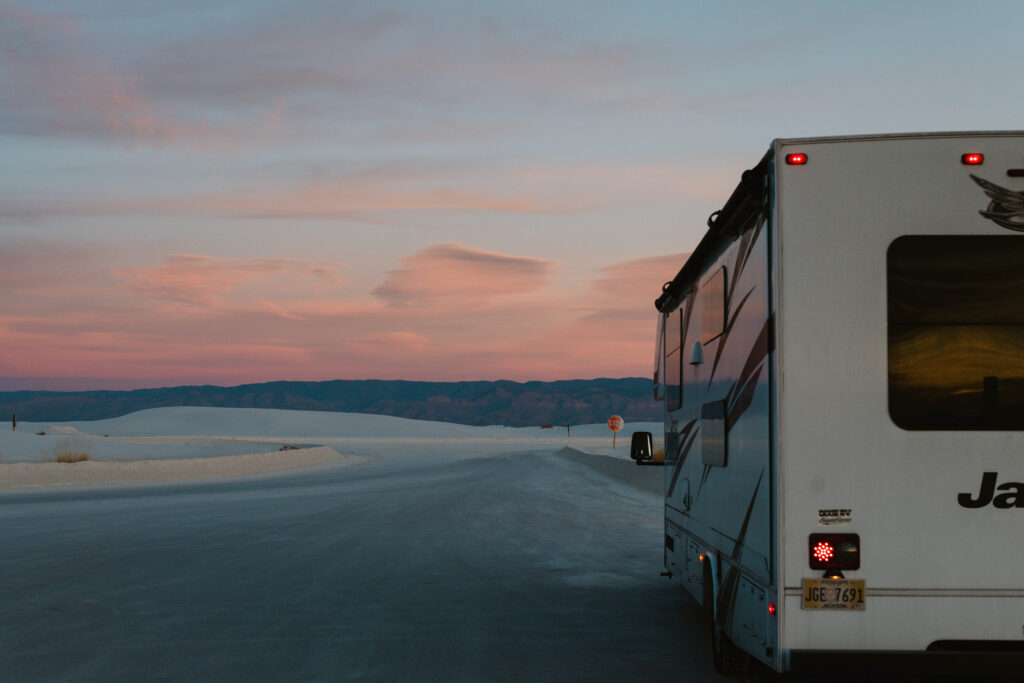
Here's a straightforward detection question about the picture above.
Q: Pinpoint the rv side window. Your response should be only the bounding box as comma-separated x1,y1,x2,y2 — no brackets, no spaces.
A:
665,309,682,410
888,236,1024,430
653,316,665,401
701,267,726,344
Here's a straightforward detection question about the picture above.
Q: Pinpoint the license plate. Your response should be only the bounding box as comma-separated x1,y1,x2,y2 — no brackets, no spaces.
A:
802,578,865,610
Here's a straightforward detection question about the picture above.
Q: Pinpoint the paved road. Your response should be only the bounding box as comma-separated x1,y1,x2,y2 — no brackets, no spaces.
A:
0,448,727,682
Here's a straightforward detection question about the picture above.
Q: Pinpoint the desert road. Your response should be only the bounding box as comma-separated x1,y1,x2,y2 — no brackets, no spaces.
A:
0,444,727,682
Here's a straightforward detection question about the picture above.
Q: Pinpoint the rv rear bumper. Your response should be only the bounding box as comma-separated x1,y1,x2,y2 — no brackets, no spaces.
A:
788,647,1024,678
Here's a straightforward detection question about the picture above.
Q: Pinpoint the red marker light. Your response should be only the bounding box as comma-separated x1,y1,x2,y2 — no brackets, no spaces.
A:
786,153,808,165
961,153,984,165
768,603,777,617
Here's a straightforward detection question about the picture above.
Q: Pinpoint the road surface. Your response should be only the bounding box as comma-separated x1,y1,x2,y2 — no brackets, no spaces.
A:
0,446,727,681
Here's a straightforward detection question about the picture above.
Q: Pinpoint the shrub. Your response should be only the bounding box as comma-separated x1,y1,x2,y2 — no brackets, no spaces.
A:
54,438,90,463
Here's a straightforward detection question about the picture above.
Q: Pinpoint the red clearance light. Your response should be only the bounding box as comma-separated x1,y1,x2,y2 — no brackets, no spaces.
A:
786,153,808,165
961,153,984,165
808,533,860,570
768,602,777,617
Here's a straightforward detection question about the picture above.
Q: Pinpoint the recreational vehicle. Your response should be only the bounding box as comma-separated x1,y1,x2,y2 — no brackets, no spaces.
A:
631,132,1024,675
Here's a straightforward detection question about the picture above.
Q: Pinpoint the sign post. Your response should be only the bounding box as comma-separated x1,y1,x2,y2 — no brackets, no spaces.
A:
607,415,624,448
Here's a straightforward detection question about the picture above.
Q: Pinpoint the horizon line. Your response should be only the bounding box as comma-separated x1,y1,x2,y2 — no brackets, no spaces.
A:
0,376,651,393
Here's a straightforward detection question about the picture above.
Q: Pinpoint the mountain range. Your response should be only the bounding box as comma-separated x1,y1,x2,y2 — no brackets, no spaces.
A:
1,378,660,428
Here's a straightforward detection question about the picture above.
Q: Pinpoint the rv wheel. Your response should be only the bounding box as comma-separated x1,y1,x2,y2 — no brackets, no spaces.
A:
710,615,749,675
710,610,730,673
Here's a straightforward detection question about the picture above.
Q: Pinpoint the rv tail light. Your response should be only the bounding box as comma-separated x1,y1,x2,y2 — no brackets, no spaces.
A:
961,153,984,165
808,533,860,570
785,153,808,165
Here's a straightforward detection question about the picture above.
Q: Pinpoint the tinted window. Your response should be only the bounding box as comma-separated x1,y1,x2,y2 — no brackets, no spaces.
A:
701,267,726,344
665,309,682,410
888,236,1024,430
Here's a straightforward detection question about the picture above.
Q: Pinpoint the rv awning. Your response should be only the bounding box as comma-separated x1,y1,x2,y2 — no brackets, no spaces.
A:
655,152,770,313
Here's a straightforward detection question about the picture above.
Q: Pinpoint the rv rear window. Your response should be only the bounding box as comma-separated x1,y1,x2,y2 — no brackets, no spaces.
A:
888,236,1024,430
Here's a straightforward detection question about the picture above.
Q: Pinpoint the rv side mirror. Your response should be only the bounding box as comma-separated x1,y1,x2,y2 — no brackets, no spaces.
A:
631,431,653,462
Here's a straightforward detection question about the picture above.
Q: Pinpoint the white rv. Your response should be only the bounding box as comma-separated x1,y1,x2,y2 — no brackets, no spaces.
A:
631,132,1024,676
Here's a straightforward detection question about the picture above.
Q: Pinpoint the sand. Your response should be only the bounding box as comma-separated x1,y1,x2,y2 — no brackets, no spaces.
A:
0,445,364,490
0,407,663,491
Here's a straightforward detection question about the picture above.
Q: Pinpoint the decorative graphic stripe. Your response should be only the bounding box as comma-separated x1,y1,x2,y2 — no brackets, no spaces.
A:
698,462,713,499
706,285,755,388
666,419,698,498
705,215,764,387
725,312,775,432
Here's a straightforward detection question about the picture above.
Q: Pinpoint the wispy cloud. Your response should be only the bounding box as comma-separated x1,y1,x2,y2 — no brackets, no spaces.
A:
117,254,344,307
0,159,722,226
0,2,647,150
0,237,113,296
590,252,690,304
373,242,556,309
0,4,280,147
504,252,691,378
1,239,688,383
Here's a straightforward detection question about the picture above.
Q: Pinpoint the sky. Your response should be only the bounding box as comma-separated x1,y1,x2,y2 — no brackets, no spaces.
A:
3,0,1024,391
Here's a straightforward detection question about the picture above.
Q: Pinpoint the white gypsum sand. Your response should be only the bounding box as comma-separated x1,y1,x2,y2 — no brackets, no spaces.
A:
0,446,362,489
0,407,663,490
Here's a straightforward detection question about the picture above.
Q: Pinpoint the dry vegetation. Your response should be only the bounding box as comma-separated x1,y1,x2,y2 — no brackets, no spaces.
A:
54,438,91,463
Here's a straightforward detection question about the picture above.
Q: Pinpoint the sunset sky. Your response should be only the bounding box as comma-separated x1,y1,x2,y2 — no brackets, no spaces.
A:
4,1,1024,390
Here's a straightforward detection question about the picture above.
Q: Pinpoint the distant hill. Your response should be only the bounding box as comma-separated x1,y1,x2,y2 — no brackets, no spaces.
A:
1,378,660,428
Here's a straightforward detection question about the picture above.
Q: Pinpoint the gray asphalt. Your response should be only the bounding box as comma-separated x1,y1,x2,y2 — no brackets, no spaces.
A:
0,448,724,682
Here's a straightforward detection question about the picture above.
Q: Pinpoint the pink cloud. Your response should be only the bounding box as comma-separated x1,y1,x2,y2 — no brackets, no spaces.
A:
0,169,576,223
259,300,305,321
2,241,691,385
490,252,691,379
218,163,721,220
373,242,556,309
213,183,553,218
117,254,344,307
590,252,691,304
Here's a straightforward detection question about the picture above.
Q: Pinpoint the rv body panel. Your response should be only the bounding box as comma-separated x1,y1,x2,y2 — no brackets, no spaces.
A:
775,134,1024,654
654,132,1024,672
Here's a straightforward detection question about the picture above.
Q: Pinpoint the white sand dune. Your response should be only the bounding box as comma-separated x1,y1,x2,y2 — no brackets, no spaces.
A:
44,425,84,435
0,407,662,490
0,446,362,490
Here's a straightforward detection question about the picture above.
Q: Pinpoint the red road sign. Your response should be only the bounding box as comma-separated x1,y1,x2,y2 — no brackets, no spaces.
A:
607,415,624,432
